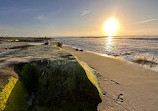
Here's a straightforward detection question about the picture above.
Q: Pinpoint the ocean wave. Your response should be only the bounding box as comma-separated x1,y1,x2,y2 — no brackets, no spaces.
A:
134,53,158,63
132,53,158,67
53,37,158,70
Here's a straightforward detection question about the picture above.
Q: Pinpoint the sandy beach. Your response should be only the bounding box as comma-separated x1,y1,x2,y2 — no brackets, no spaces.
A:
1,0,158,110
0,42,28,53
0,41,158,110
63,46,158,111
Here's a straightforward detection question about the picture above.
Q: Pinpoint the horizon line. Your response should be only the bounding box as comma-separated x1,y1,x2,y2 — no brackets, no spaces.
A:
0,35,158,38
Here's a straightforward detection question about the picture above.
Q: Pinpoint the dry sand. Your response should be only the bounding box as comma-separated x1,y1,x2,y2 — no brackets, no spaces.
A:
0,42,28,53
63,46,158,111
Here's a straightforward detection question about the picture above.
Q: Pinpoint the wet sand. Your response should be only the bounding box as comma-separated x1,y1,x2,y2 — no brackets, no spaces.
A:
63,46,158,111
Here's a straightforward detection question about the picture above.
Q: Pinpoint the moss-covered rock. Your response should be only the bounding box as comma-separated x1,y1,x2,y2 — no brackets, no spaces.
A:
35,59,101,111
0,45,102,111
21,64,40,94
0,76,28,111
4,80,28,111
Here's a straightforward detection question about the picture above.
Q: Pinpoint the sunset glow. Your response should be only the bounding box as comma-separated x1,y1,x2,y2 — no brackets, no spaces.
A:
104,19,119,36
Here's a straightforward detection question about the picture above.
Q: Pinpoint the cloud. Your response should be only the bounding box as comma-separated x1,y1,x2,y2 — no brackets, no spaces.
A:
35,15,45,21
137,18,157,24
80,9,92,16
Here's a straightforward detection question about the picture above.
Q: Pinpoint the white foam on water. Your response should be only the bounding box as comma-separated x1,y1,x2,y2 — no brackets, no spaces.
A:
53,36,158,71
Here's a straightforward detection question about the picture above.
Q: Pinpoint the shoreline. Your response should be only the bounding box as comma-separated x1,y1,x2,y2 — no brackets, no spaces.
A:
63,44,158,72
62,45,158,111
0,42,158,110
88,50,158,73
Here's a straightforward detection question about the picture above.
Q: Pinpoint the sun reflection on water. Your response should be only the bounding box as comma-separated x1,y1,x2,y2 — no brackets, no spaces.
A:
107,36,113,45
105,36,113,51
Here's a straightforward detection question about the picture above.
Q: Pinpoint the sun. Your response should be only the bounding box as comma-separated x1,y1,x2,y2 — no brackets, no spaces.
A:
104,19,119,36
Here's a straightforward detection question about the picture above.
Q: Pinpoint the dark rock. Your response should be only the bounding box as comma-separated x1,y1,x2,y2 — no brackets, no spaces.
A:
80,49,83,51
43,41,50,45
56,42,62,47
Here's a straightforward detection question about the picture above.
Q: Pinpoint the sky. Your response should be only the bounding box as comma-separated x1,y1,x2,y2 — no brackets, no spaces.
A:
0,0,158,37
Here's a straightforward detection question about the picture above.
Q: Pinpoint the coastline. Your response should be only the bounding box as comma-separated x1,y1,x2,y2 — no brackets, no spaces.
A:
62,45,158,111
54,36,158,72
88,50,158,73
1,41,158,110
63,44,158,72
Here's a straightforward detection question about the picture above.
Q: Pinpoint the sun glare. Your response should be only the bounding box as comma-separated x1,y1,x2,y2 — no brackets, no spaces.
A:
104,19,119,36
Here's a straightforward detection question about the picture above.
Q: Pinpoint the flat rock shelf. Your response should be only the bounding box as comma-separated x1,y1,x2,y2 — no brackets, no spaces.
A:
0,44,102,111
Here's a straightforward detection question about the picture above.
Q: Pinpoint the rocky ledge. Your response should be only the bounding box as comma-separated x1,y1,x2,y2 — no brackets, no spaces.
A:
0,43,102,111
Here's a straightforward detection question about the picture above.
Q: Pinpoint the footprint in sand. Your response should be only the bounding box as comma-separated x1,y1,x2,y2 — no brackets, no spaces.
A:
110,80,120,85
116,94,124,103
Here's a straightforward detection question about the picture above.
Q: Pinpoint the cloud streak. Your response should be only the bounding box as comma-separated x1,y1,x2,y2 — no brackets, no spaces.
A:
80,9,92,16
137,18,157,24
35,15,46,21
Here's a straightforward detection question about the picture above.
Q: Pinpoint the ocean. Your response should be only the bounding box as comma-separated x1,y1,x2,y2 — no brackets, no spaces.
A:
53,36,158,71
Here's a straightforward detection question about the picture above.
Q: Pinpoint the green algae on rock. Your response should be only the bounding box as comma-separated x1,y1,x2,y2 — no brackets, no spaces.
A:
0,44,102,111
0,77,18,110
